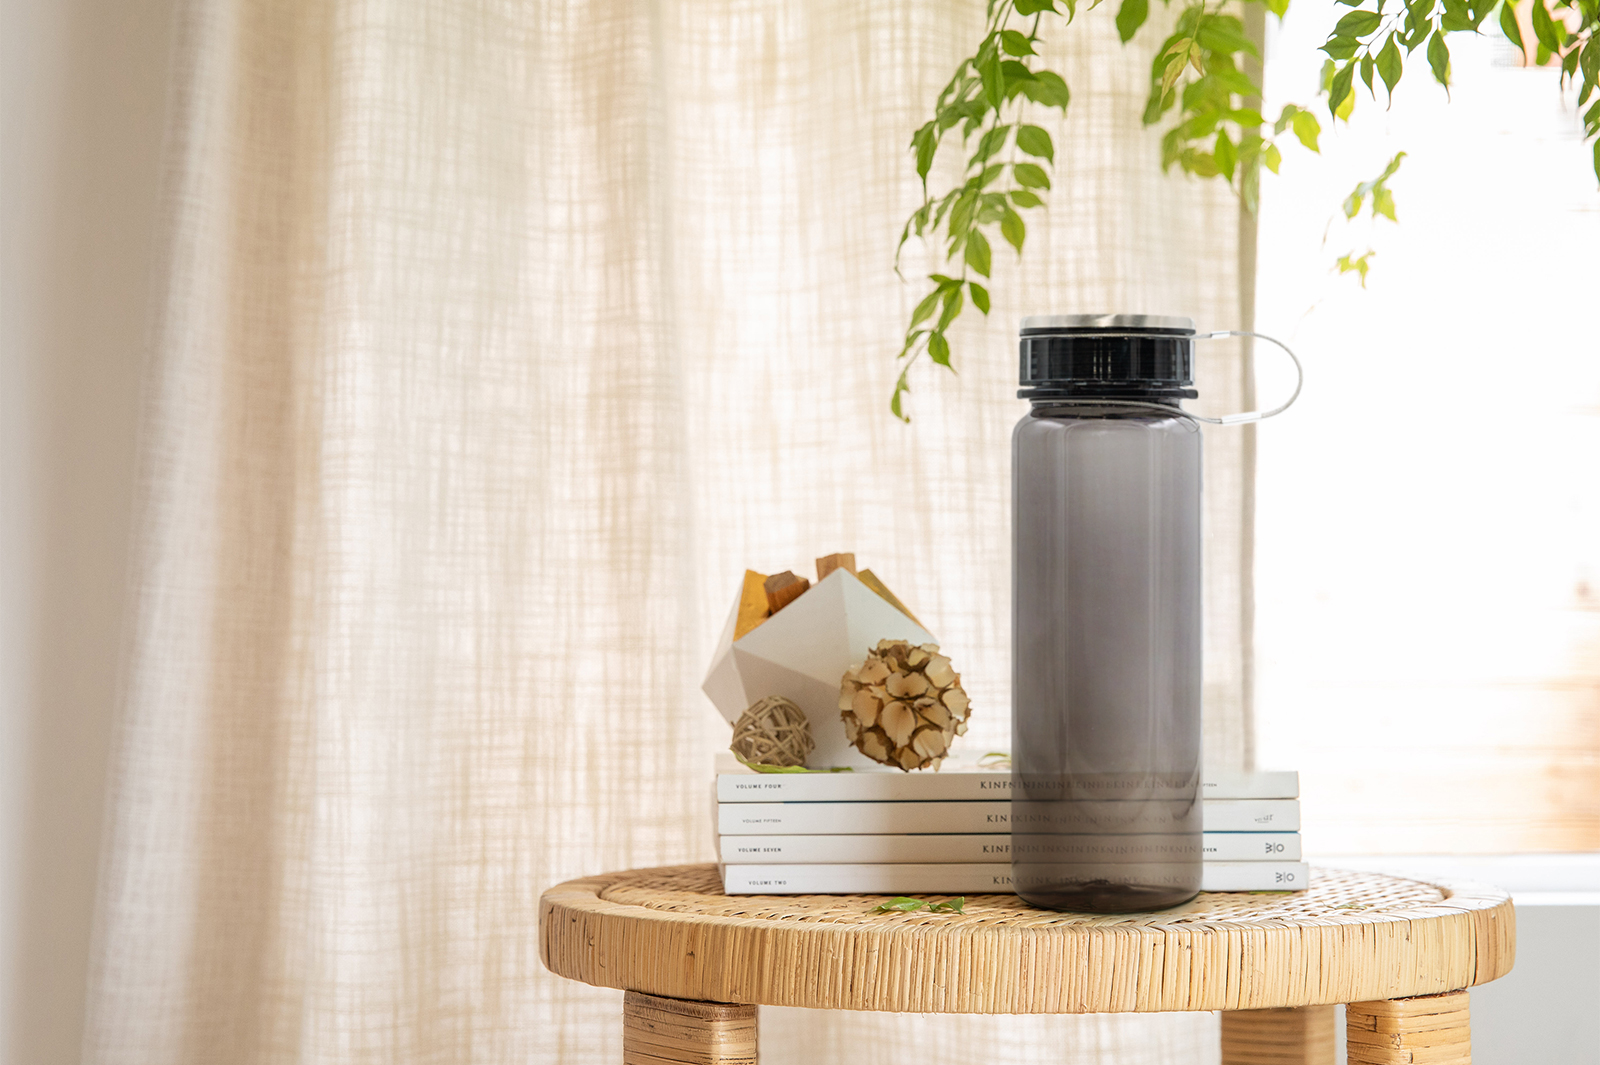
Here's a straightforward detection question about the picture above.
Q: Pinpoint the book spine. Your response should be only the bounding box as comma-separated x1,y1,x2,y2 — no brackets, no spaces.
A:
721,863,1016,894
718,801,1010,835
717,773,1016,803
1198,800,1300,832
717,799,1299,834
717,772,1297,803
1199,771,1299,800
1199,861,1310,892
1201,832,1301,861
718,832,1301,864
719,862,1311,894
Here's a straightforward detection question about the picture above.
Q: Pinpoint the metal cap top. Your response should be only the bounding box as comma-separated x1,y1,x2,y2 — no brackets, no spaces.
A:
1019,313,1195,333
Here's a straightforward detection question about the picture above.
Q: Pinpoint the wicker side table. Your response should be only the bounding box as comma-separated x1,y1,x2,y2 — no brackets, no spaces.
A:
540,864,1513,1065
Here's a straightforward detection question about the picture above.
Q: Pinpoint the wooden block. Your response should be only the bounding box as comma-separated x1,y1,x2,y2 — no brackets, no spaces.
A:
1346,991,1471,1065
856,568,926,630
815,553,857,580
623,990,758,1065
1221,1005,1336,1065
733,571,770,641
763,571,809,614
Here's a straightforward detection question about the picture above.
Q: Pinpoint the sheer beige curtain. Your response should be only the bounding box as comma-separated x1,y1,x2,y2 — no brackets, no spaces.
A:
84,1,1252,1062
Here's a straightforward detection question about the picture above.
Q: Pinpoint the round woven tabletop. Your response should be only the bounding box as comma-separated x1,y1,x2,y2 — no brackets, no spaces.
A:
540,863,1514,1014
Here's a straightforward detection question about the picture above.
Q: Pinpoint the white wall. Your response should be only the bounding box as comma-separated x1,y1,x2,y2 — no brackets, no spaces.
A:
1,0,176,1061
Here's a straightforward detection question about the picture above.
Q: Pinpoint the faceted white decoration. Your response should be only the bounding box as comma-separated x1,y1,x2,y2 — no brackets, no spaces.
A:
702,569,937,769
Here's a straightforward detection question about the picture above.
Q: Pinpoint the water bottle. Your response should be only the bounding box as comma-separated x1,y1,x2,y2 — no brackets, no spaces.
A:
1009,314,1208,913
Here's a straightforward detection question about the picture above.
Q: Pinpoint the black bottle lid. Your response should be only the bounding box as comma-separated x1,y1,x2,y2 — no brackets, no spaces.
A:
1019,313,1197,400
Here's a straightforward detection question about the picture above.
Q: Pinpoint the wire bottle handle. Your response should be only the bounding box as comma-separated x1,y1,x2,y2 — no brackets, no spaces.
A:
1191,330,1304,426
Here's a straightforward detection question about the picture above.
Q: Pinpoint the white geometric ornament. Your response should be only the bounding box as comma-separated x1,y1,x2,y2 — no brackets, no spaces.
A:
702,568,937,770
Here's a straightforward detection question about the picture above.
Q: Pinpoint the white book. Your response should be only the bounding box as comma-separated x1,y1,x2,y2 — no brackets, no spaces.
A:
717,799,1299,835
719,861,1311,895
1201,800,1300,832
716,769,1298,804
1199,771,1299,800
1201,861,1311,892
717,831,1300,864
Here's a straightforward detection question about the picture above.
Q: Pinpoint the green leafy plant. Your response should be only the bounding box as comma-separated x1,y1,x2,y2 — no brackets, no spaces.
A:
891,0,1600,420
871,895,968,913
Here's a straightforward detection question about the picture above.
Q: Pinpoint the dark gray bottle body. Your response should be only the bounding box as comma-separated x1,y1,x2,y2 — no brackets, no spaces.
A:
1010,403,1202,912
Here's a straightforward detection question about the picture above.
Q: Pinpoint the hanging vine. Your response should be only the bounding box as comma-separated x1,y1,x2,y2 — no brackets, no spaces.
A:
891,0,1599,420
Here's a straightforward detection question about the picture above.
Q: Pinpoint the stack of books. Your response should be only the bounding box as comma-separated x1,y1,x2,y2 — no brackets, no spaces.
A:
716,766,1305,895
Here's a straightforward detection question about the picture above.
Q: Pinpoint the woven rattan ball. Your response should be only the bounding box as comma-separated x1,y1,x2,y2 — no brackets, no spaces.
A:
730,696,814,768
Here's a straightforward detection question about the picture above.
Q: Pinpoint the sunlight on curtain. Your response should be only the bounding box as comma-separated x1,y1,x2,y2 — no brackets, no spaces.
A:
83,1,1250,1062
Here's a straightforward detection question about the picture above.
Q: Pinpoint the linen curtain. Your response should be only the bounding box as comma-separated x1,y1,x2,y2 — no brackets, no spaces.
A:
84,1,1254,1062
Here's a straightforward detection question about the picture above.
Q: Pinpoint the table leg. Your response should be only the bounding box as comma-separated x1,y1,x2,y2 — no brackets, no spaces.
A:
1221,1005,1337,1064
1346,990,1470,1065
622,990,759,1065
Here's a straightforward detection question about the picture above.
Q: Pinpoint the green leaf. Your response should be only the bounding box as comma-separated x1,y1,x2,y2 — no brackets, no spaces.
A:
1499,0,1526,52
912,123,937,181
1019,70,1072,109
928,897,967,913
1530,0,1560,50
1161,51,1188,99
936,285,965,330
949,190,978,236
873,896,928,913
1371,185,1397,221
1264,142,1283,173
1336,250,1374,286
1000,60,1037,88
1214,128,1238,180
1181,149,1220,177
909,287,943,330
1014,0,1059,14
1014,162,1053,189
1427,29,1451,89
964,229,992,278
1322,36,1361,60
1000,206,1026,252
1197,17,1260,57
890,372,908,422
1377,33,1404,97
1116,0,1150,42
1265,0,1290,15
1292,109,1322,151
1001,29,1037,57
1329,62,1356,119
972,124,1011,164
1441,3,1476,31
1360,54,1376,94
1343,186,1365,218
1274,103,1299,134
1010,189,1044,208
969,282,990,315
1213,67,1261,97
928,332,952,367
1016,124,1055,163
979,55,1005,110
